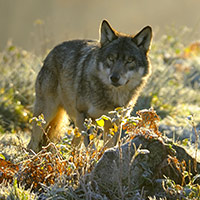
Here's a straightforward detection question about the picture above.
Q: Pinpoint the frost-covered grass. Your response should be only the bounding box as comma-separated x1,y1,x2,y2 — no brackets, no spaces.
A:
0,31,200,199
0,41,42,135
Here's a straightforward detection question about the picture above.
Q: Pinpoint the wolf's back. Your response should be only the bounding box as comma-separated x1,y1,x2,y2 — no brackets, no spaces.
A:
36,39,99,96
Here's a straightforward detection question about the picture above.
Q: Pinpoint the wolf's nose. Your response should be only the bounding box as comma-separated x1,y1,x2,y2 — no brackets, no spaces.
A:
110,74,120,83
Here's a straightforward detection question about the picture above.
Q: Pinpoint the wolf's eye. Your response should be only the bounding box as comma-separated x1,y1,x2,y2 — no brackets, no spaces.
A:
108,54,115,62
127,57,134,63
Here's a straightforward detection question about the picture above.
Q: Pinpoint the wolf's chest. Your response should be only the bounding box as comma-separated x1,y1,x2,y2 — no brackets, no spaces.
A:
87,105,109,119
111,88,130,107
86,87,132,119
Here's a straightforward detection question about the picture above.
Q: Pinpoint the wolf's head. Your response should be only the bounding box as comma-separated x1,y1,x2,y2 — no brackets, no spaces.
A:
96,20,152,88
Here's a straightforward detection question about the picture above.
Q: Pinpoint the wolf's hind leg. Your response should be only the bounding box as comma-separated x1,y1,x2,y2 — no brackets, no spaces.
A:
71,112,89,147
28,97,62,152
43,106,66,145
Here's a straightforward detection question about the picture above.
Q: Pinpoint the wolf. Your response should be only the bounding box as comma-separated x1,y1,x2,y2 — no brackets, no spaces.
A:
28,20,153,152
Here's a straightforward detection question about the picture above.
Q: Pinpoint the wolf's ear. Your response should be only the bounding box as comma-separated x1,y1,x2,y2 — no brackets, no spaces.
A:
132,26,152,53
100,20,117,46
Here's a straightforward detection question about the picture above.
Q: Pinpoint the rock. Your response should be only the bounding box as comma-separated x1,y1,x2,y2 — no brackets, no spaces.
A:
90,135,200,199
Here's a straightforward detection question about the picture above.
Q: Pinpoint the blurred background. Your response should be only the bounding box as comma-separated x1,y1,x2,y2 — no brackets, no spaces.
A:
0,0,200,166
0,0,200,54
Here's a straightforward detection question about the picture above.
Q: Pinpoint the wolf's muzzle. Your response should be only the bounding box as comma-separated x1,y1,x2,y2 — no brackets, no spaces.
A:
110,73,120,87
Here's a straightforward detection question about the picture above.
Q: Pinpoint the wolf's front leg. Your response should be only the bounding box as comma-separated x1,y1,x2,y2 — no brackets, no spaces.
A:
71,112,89,147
